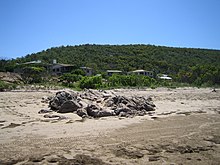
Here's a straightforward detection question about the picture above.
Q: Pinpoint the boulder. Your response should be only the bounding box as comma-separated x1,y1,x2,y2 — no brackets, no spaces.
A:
76,108,88,118
86,104,115,117
49,91,73,110
45,89,156,118
58,100,81,113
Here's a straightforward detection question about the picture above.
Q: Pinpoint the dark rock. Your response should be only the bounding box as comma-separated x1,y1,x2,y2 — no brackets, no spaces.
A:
149,156,160,161
77,108,88,118
118,111,128,117
86,104,115,117
38,109,53,114
114,106,131,115
58,100,81,113
43,114,68,120
45,90,156,118
49,91,73,110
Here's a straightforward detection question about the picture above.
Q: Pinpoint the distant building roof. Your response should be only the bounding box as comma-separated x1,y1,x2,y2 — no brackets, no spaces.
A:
159,74,172,80
23,60,42,64
107,70,122,73
132,70,145,73
53,63,74,67
80,66,92,70
132,69,153,73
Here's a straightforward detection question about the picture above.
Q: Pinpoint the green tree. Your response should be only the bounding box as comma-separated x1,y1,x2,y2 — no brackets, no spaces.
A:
21,66,46,84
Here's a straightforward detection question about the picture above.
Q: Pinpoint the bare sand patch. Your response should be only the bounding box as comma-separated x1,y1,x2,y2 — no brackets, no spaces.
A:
0,88,219,164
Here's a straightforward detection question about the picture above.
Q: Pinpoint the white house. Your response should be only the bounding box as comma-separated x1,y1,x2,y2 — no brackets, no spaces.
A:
158,74,172,80
130,70,154,77
51,64,74,75
106,70,122,76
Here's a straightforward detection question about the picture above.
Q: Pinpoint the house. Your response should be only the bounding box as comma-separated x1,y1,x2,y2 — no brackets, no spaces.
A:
51,63,74,75
130,70,154,77
106,70,122,76
158,74,172,80
14,60,47,74
23,60,42,64
80,67,93,76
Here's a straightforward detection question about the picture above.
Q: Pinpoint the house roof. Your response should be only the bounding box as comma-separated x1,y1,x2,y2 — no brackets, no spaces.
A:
23,60,42,64
132,70,153,73
53,63,74,67
80,66,92,70
132,69,146,73
159,76,172,80
107,70,122,73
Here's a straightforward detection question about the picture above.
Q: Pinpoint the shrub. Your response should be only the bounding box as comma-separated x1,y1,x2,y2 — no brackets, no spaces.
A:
0,81,16,91
60,73,82,87
79,75,102,89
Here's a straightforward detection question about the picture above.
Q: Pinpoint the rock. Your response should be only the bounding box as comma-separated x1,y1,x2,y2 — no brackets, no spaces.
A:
97,109,115,117
38,109,53,114
86,104,115,117
58,100,81,113
149,156,160,161
114,106,131,115
76,108,88,118
118,111,128,117
86,104,100,117
43,114,68,120
104,99,114,107
49,91,73,110
49,97,61,110
45,90,156,118
142,103,155,111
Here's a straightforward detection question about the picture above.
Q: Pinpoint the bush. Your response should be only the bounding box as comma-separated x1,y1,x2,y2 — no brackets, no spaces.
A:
79,75,102,89
0,81,16,91
108,74,156,87
21,66,46,84
60,73,82,87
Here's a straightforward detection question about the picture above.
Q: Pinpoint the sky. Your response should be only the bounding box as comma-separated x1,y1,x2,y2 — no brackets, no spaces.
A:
0,0,220,59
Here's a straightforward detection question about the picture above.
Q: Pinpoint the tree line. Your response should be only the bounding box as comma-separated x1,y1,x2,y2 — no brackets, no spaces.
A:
1,44,220,87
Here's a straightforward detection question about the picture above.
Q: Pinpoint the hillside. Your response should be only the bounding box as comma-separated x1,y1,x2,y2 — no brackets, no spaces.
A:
2,44,220,85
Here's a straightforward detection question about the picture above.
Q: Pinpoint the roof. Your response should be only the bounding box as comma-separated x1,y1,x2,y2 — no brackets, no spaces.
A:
132,69,149,73
23,60,42,64
107,70,122,73
159,76,172,80
53,63,74,67
80,67,92,70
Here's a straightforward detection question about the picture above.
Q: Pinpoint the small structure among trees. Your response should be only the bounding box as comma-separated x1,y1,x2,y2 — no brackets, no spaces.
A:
50,63,74,76
80,67,93,76
106,70,122,76
130,70,154,77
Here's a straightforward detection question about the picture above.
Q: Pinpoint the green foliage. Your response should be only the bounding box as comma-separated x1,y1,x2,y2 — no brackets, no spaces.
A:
108,74,156,87
0,81,16,91
3,44,220,86
59,73,82,87
79,75,103,89
71,69,86,76
21,66,46,84
176,65,220,86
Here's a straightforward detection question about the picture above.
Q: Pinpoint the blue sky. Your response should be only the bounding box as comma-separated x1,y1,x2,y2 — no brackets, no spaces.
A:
0,0,220,59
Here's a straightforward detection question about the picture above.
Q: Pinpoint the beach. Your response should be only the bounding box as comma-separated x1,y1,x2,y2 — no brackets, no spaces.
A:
0,88,220,164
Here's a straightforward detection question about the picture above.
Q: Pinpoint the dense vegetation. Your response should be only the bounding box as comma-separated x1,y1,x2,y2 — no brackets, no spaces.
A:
1,44,220,88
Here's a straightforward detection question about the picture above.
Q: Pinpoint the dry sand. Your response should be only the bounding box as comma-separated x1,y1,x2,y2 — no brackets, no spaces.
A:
0,88,220,164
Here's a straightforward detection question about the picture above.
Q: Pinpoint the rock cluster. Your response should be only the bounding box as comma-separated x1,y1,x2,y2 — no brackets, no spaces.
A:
47,89,155,118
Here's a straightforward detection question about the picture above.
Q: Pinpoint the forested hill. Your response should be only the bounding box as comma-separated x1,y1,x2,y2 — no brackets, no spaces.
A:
2,44,220,85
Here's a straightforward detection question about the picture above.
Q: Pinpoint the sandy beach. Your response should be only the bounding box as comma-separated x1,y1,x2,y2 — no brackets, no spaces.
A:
0,88,220,164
